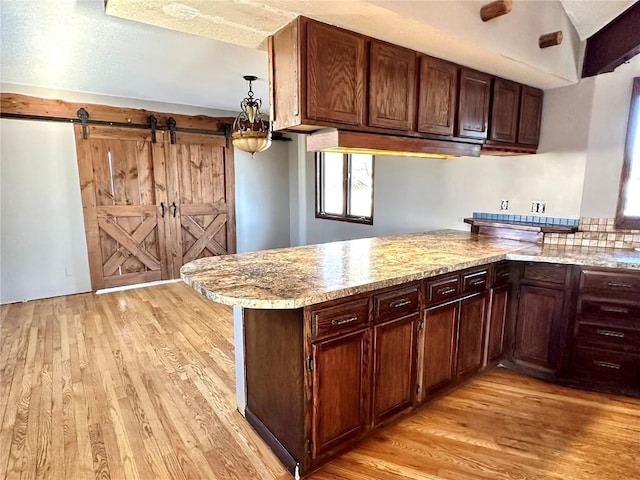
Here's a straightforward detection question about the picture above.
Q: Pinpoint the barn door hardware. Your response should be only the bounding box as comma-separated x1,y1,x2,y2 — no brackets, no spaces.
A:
77,108,89,139
167,117,177,144
147,115,158,143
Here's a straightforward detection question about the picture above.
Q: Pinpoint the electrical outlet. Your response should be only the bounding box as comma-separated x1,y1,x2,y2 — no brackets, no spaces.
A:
500,200,509,211
531,201,547,214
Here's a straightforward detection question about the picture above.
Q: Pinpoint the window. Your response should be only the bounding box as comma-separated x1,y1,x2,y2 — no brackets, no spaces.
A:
616,77,640,228
316,152,374,224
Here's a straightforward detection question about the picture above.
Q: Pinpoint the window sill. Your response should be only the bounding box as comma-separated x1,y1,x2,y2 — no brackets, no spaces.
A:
315,213,373,225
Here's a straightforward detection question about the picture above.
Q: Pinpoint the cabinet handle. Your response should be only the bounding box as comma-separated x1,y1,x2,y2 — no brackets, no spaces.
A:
171,202,177,218
331,315,359,326
596,329,625,338
593,360,621,370
498,272,510,278
606,282,632,289
389,298,411,308
599,305,629,314
160,202,165,218
437,286,456,295
469,278,486,286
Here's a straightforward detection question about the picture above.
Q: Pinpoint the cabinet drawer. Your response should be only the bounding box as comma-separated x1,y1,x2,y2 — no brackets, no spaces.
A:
493,262,511,287
462,269,488,295
579,269,640,295
570,345,640,390
523,263,568,285
425,274,459,305
578,298,640,321
373,285,419,323
575,321,640,353
311,298,370,340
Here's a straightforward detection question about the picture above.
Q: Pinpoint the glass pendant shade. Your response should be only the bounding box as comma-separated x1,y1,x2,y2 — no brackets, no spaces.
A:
232,75,272,157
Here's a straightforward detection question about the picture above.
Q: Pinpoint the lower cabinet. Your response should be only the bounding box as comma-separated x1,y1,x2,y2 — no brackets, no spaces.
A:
457,293,488,378
513,284,565,374
422,291,488,398
311,328,371,458
372,314,418,426
568,267,640,393
311,285,419,460
486,284,509,363
244,261,639,479
423,302,458,395
512,263,571,376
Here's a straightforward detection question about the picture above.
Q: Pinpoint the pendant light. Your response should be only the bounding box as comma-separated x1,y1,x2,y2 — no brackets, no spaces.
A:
231,75,272,157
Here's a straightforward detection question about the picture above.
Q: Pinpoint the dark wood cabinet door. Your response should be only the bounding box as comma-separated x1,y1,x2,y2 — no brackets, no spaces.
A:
417,56,458,135
368,41,416,130
305,20,366,126
423,303,458,396
487,285,509,363
489,78,521,143
517,86,543,145
456,293,488,378
311,329,370,458
457,68,491,139
372,314,417,426
514,285,565,372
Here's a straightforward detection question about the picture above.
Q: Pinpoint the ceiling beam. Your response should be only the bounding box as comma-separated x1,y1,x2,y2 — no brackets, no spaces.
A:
582,1,640,78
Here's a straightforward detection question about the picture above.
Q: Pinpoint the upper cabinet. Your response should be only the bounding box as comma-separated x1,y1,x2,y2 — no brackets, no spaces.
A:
269,16,543,153
270,17,366,132
518,86,544,145
306,20,366,126
369,41,416,131
417,55,458,136
487,80,544,150
457,69,492,140
489,78,521,143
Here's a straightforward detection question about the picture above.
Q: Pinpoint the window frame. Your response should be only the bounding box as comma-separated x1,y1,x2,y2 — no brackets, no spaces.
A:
315,152,375,225
615,77,640,229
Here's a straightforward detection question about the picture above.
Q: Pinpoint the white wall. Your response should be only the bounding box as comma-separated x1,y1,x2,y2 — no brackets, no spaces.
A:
235,142,291,253
0,119,92,303
295,74,593,245
0,84,292,301
580,57,640,217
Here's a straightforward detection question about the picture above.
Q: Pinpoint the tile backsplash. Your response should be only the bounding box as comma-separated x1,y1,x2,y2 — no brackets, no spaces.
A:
545,217,640,248
472,212,579,226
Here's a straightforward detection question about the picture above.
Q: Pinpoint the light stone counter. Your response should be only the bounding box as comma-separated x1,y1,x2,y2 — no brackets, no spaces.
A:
181,230,640,310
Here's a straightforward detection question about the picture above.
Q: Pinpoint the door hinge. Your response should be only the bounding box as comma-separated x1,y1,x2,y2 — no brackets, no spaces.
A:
306,439,313,454
306,356,313,371
416,384,421,395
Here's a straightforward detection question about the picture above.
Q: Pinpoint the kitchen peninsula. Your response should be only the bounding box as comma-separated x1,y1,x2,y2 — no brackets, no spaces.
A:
181,230,640,477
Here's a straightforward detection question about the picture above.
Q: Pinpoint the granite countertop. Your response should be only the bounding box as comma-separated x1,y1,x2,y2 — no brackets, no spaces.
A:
181,230,640,309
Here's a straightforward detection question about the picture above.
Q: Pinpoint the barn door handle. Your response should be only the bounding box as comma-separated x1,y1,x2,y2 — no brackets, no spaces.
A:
160,202,165,218
171,202,177,218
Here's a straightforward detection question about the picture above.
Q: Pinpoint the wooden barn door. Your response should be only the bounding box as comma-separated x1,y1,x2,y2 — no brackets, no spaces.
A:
75,126,170,289
76,127,236,290
164,132,236,278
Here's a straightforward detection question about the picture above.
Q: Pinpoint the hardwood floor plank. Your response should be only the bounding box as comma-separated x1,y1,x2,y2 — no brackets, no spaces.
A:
2,284,639,480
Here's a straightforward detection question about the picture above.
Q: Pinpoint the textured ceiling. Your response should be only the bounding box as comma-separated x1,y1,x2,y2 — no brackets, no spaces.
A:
0,0,269,112
106,0,587,89
1,0,635,112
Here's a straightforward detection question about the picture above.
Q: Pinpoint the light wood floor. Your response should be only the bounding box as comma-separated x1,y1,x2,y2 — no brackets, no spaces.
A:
1,284,639,480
